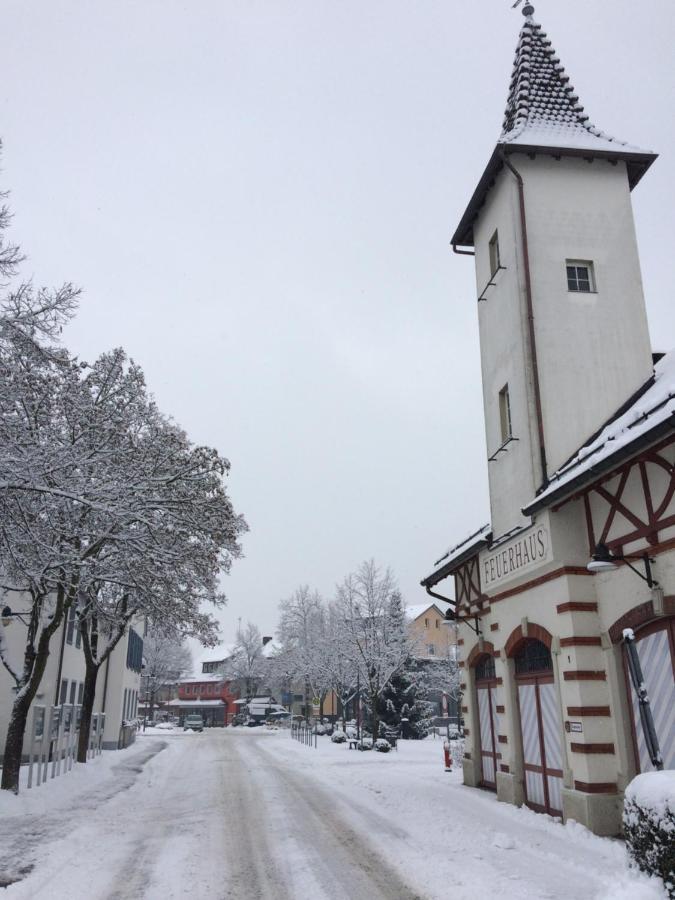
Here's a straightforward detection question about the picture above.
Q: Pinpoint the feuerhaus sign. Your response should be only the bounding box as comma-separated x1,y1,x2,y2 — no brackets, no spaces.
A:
482,526,551,590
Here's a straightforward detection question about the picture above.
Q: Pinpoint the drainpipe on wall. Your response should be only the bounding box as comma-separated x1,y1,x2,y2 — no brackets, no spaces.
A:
499,151,549,489
452,243,476,257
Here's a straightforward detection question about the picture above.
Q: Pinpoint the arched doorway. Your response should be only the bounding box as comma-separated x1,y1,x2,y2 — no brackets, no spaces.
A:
475,654,500,789
624,617,675,772
514,638,563,817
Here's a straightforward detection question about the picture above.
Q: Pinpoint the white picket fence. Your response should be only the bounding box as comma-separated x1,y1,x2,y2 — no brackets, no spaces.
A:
26,704,105,789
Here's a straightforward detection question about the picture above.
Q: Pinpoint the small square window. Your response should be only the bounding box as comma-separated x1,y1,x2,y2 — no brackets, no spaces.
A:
489,230,500,276
566,260,595,293
499,384,512,444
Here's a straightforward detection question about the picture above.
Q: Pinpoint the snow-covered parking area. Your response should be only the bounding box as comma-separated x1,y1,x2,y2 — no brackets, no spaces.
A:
0,728,666,899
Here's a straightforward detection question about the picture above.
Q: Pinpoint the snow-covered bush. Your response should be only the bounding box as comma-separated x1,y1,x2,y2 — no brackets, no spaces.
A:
374,738,391,753
315,724,326,735
623,771,675,897
358,738,373,751
331,730,347,743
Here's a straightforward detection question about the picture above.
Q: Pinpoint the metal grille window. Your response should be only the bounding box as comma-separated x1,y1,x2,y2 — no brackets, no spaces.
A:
475,655,496,681
566,260,595,292
514,639,553,675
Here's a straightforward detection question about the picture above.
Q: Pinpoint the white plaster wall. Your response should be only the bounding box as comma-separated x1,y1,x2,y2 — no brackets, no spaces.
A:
97,629,141,749
515,154,654,474
473,170,541,538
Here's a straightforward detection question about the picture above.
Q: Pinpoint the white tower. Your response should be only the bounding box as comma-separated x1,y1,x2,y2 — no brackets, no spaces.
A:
452,4,656,539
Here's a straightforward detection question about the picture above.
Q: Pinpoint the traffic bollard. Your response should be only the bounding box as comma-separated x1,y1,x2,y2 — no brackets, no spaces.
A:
443,739,452,772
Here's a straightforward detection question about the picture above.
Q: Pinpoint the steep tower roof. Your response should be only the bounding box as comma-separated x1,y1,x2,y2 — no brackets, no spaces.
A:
501,9,646,154
451,4,657,247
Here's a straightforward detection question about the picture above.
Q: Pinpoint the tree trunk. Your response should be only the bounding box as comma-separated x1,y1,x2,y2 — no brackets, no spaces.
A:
149,691,156,721
1,696,31,793
370,692,380,740
76,660,100,763
1,587,68,792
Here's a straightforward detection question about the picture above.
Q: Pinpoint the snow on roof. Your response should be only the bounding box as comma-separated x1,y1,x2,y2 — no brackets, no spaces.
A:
452,9,656,248
405,603,439,621
180,673,225,685
422,524,492,584
500,12,651,156
525,351,675,512
165,699,225,707
262,639,281,658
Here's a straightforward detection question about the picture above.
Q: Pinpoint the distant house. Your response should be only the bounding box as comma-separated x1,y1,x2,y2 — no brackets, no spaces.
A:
170,673,239,727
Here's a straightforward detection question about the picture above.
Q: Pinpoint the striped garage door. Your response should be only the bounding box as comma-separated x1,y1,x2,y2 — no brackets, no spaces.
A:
627,619,675,772
477,684,500,788
515,638,564,818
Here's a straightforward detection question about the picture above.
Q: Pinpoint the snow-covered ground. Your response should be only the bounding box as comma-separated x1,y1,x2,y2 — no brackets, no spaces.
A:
0,728,666,899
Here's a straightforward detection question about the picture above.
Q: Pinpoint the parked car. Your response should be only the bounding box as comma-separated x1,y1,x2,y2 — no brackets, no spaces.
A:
183,715,204,732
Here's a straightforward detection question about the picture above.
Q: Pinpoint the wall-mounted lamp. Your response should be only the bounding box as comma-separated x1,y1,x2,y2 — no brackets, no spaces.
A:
587,543,659,589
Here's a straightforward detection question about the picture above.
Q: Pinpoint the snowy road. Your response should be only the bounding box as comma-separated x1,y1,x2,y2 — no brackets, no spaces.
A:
0,728,666,899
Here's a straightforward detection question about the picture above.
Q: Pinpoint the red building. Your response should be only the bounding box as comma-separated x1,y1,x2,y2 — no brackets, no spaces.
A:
170,674,239,727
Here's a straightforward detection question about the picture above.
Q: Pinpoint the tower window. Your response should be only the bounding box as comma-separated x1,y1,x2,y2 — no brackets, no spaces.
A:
499,384,512,443
566,260,595,293
489,230,501,276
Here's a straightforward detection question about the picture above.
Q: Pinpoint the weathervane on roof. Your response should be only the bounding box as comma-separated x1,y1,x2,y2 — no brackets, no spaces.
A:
511,0,535,16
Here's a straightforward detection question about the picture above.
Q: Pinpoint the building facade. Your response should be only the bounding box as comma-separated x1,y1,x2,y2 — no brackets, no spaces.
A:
422,5,674,836
0,600,142,760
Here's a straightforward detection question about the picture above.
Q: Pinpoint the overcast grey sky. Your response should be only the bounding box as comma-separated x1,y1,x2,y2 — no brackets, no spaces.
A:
2,1,674,645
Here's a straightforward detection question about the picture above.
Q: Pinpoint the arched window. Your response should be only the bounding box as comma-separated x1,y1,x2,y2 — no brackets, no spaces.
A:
514,639,552,675
475,654,496,682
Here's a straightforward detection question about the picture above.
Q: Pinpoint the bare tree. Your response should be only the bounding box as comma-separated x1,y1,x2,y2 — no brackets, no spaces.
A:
334,560,410,739
141,632,192,721
277,586,330,718
227,622,267,699
0,183,246,790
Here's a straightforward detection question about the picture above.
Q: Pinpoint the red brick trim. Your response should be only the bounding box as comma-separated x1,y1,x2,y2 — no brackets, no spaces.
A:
570,742,615,754
498,735,508,744
563,670,606,681
463,728,470,736
500,764,510,773
490,622,499,632
607,599,675,644
505,622,554,657
490,566,592,604
567,706,611,717
574,781,618,794
457,638,465,646
559,636,602,647
460,682,467,690
496,677,503,685
464,752,471,760
557,601,598,614
461,706,468,713
458,660,465,668
496,705,505,714
467,641,495,669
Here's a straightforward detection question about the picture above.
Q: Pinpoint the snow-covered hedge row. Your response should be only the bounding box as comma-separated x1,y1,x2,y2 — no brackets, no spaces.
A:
623,771,675,897
331,731,347,743
374,739,391,753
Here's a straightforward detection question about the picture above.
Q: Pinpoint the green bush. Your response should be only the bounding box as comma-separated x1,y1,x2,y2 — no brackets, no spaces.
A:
623,772,675,898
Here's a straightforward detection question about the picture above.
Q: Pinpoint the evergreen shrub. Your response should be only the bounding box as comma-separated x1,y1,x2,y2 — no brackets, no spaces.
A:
623,771,675,897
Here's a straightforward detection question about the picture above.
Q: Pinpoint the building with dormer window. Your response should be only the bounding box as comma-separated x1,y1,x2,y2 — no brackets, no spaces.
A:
421,4,674,836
